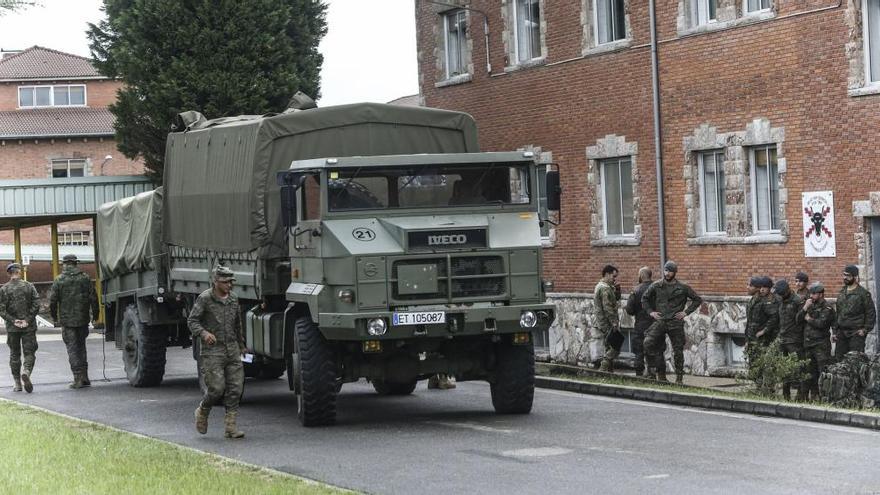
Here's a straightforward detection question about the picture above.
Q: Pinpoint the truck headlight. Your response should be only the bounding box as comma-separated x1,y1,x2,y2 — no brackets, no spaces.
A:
367,318,387,336
337,289,355,303
520,311,537,328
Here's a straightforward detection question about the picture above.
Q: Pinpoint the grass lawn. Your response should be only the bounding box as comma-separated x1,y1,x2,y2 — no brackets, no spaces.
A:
0,400,348,495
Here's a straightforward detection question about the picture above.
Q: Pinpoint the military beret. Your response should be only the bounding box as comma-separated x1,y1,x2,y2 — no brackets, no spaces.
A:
761,276,775,288
664,260,678,273
6,263,21,273
213,266,236,281
844,265,859,277
795,271,809,283
773,279,790,295
749,276,762,287
809,282,825,294
62,254,78,263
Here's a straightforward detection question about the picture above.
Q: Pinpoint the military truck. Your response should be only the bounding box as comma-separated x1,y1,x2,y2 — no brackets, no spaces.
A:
97,101,559,426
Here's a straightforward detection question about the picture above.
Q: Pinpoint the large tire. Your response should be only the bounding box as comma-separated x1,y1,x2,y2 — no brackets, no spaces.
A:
293,316,338,426
121,304,166,387
490,341,535,414
372,379,418,396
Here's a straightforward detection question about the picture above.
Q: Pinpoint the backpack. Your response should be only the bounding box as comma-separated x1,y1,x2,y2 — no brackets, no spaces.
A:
818,352,869,407
860,355,880,408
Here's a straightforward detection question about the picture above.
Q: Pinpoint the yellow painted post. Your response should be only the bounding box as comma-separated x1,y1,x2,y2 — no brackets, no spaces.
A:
50,223,60,278
13,227,21,264
92,217,105,325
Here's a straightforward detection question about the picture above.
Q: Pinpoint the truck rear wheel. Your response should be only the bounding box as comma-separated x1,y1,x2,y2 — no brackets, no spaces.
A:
372,379,418,396
121,304,166,387
490,341,535,414
293,315,338,426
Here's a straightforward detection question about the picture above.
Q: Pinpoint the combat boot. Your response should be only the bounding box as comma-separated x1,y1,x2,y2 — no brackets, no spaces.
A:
224,412,245,439
782,384,791,401
438,375,456,390
21,372,33,393
12,377,22,392
675,374,684,385
69,371,85,389
195,406,209,434
428,375,440,389
656,369,668,382
80,369,91,387
635,368,644,377
599,359,613,373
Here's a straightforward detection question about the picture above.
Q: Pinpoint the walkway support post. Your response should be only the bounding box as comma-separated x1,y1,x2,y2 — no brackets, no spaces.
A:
50,223,60,279
92,217,104,326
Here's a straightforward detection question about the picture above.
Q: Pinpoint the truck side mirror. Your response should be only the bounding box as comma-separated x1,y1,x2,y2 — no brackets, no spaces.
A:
546,170,561,211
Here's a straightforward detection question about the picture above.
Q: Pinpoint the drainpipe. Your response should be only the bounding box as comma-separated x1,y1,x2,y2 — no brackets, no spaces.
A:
649,0,667,268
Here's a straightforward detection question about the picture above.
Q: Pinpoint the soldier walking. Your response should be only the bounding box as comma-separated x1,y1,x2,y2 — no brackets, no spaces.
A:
642,261,702,384
774,280,805,401
833,265,876,357
594,265,621,373
189,266,246,439
49,254,99,389
744,276,779,370
0,263,40,393
797,283,835,400
794,272,810,301
625,266,655,377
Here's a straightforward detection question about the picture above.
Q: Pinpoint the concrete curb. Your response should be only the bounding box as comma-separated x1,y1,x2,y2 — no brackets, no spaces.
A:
0,327,62,335
535,376,880,432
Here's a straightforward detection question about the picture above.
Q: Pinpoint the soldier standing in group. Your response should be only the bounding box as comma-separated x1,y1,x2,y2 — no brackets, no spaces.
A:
794,272,810,301
625,266,655,377
642,261,702,384
0,263,40,393
189,266,246,439
833,265,876,357
744,276,780,370
798,283,835,400
594,264,621,373
49,254,99,389
774,280,805,401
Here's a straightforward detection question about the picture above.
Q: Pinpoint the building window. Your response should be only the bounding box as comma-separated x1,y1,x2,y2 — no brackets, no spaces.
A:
444,10,468,78
595,0,626,44
699,150,726,234
724,334,747,366
746,0,770,12
514,0,541,62
691,0,717,26
866,0,880,84
601,157,634,236
59,231,90,246
51,159,86,178
750,145,779,233
18,85,86,108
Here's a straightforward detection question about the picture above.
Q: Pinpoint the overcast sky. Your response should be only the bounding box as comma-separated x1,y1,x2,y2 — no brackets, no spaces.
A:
0,0,419,106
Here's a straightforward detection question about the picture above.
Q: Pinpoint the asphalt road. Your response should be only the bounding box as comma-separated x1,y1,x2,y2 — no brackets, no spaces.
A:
3,335,880,495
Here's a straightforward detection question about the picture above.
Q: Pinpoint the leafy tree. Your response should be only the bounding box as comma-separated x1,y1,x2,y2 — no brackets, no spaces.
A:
0,1,38,16
88,0,327,179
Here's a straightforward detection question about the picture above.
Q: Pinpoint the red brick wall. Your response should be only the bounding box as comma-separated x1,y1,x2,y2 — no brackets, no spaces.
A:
0,80,122,111
417,1,880,296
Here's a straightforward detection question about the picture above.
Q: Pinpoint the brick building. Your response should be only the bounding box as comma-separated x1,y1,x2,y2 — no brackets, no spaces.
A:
0,46,145,285
415,0,880,374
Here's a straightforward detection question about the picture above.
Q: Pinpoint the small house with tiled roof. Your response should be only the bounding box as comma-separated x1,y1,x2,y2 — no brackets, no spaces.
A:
0,46,146,285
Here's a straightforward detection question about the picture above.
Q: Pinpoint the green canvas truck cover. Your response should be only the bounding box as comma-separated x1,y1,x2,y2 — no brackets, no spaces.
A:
163,102,479,256
96,187,163,278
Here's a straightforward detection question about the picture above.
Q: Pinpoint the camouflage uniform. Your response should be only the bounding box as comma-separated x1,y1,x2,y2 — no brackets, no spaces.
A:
188,283,245,436
625,280,656,376
776,290,805,400
744,292,780,368
0,277,40,390
593,279,620,372
642,277,702,381
797,297,834,399
834,284,875,358
49,263,99,387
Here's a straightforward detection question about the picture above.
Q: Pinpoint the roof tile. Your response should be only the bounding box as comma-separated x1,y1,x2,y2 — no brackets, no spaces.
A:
0,46,103,81
0,107,115,139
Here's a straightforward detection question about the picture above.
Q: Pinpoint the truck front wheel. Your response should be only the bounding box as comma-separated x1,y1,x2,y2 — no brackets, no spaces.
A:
490,340,535,414
293,316,338,426
121,304,166,387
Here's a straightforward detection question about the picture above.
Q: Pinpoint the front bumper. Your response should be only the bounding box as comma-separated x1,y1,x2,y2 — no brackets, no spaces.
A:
317,303,556,341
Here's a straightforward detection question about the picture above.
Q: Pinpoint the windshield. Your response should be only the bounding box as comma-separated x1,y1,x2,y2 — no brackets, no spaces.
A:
327,162,532,211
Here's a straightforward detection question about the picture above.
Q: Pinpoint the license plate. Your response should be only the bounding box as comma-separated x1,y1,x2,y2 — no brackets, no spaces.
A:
392,311,446,326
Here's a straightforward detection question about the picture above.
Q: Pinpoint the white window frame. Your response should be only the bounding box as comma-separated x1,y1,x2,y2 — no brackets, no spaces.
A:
749,145,780,234
744,0,771,13
593,0,627,45
600,157,635,237
698,150,727,235
51,159,87,178
59,231,91,246
513,0,541,63
691,0,718,26
443,10,468,79
864,0,880,85
18,84,87,108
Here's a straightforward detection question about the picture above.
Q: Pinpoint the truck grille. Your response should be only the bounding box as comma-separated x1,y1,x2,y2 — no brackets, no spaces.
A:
390,255,507,303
